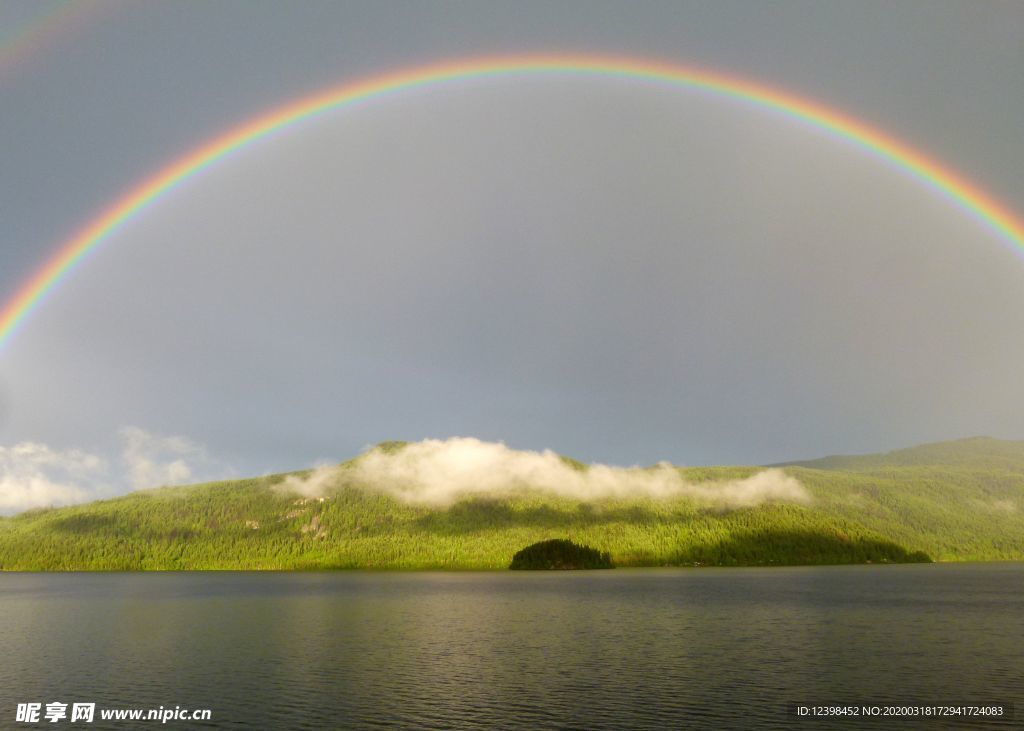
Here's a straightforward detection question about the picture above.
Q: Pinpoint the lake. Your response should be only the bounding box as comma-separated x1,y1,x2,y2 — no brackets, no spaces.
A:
0,564,1020,728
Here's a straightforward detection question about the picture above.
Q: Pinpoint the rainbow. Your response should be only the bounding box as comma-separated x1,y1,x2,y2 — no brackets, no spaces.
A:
3,54,1023,351
0,1,103,81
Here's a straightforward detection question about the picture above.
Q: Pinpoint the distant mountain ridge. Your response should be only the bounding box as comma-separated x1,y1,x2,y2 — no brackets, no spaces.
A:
773,436,1024,472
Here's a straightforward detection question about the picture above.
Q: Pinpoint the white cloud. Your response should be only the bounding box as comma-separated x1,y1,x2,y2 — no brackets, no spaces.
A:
280,437,811,508
0,427,233,514
119,426,203,490
0,433,808,516
0,442,108,514
276,464,339,498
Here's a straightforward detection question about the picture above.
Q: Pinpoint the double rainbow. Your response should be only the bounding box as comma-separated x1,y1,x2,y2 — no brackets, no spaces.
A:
0,1,103,81
2,54,1023,351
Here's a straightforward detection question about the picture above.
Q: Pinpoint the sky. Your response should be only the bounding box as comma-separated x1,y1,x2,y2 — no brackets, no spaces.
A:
1,0,1023,512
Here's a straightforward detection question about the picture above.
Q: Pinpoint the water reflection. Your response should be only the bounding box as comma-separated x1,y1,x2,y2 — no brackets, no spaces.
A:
0,566,1020,729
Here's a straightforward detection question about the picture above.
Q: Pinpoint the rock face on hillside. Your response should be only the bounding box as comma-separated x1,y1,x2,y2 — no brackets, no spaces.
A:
510,539,613,570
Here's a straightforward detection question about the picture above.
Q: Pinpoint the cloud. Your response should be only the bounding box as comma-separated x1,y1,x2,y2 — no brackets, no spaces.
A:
1,433,808,515
0,427,233,514
119,426,204,490
280,437,811,507
0,442,108,514
276,464,339,498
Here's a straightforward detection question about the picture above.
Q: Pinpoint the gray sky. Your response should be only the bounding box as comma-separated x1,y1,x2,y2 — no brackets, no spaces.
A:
1,0,1023,511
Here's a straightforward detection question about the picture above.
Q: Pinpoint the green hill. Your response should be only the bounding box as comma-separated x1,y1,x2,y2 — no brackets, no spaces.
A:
0,438,1021,570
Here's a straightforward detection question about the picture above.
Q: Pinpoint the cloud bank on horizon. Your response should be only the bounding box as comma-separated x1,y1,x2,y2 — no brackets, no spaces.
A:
279,437,811,508
0,433,809,515
0,441,98,514
0,427,232,514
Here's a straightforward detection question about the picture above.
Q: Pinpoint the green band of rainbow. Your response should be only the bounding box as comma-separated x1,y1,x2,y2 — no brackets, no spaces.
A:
3,54,1023,351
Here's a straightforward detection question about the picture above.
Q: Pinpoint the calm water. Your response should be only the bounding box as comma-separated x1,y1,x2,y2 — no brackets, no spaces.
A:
0,564,1021,729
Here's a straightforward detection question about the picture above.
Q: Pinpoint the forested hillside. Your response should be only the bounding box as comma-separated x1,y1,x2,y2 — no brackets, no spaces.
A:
0,438,1020,570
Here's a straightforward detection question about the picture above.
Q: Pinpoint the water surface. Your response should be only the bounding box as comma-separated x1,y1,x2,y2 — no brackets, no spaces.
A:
1,564,1020,728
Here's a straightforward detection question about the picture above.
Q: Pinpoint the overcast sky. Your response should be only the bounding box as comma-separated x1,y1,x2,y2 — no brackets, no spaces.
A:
1,0,1023,511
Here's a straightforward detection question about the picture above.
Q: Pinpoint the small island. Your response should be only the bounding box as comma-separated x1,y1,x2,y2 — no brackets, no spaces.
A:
509,539,614,570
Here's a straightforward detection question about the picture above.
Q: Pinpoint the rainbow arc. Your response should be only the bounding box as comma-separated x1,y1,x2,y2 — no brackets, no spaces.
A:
2,54,1023,351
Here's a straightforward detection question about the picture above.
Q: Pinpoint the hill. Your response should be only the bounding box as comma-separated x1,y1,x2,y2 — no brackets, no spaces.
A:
773,436,1024,471
0,438,1021,570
